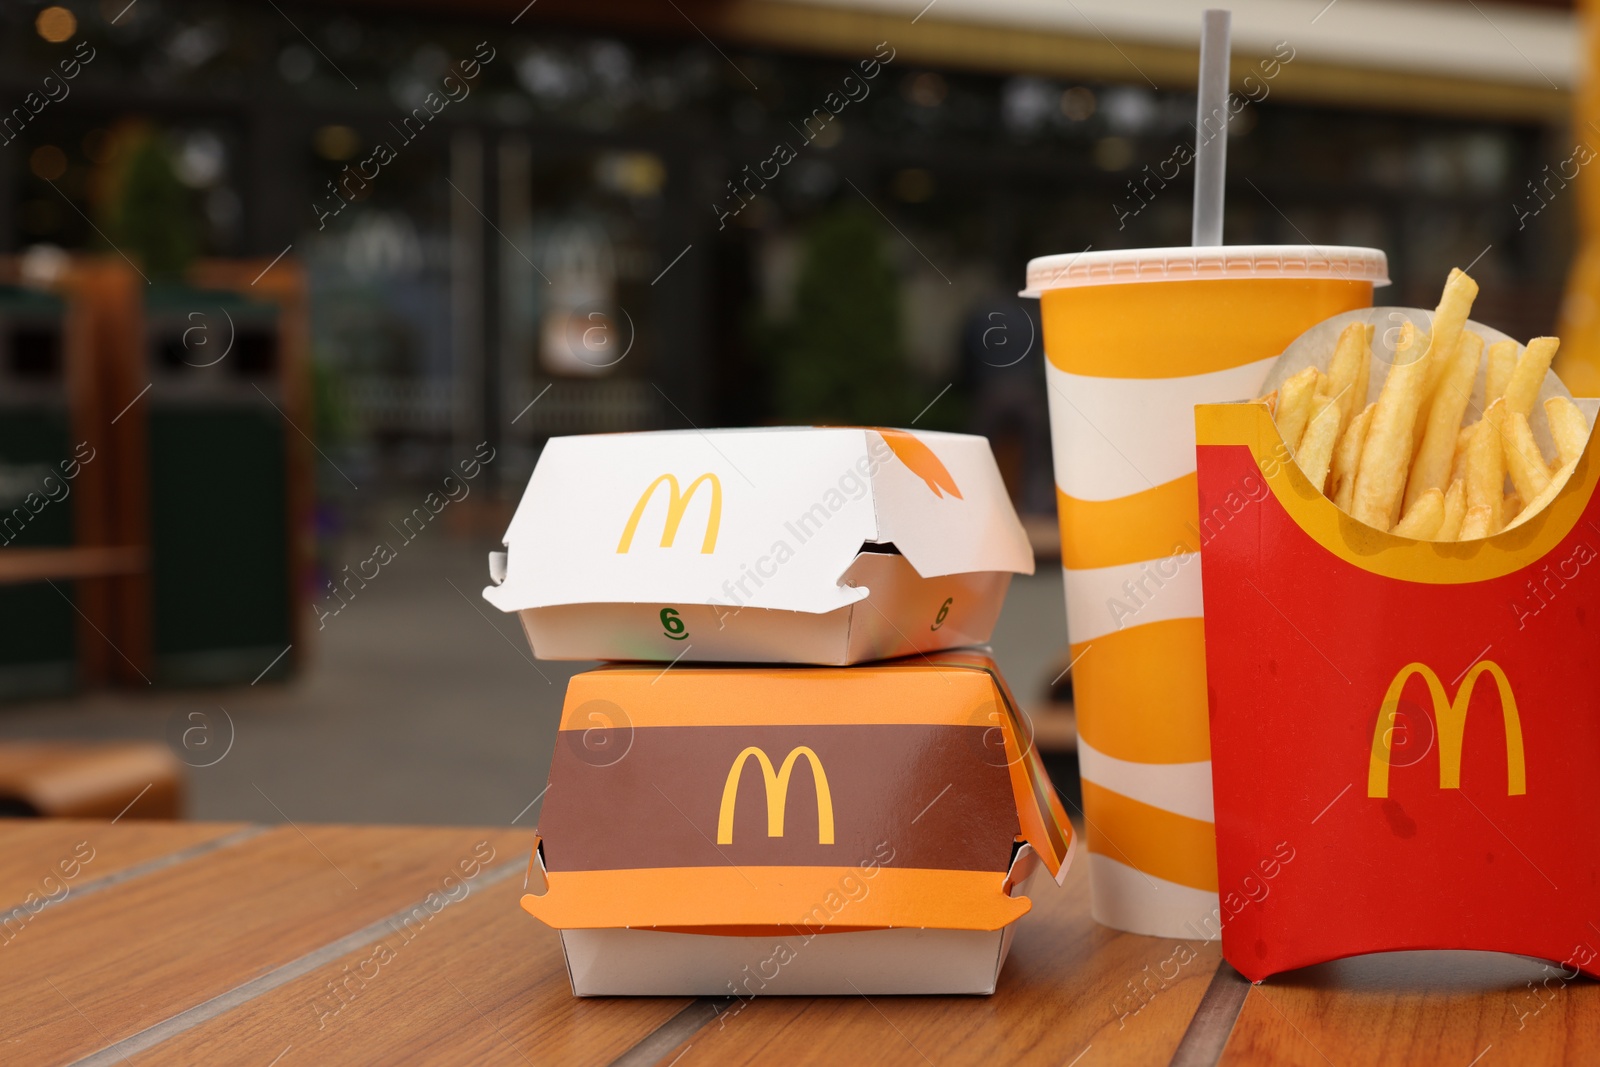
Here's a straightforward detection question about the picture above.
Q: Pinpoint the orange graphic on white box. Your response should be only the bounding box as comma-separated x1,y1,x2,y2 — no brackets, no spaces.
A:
875,429,963,499
1368,661,1527,799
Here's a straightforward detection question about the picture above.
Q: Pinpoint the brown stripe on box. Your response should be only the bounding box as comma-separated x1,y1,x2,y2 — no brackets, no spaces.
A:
538,724,1020,873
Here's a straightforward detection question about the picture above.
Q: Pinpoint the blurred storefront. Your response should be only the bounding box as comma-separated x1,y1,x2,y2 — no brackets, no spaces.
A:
0,0,1579,513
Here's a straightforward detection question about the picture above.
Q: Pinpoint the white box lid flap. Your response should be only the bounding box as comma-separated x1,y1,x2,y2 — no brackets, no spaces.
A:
483,427,1033,615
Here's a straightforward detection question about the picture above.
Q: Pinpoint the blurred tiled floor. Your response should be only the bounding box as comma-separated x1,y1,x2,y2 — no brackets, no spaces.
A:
0,534,1068,826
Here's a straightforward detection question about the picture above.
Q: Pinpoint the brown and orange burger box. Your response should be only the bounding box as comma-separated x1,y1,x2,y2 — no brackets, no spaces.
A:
1195,327,1600,980
519,651,1075,995
482,427,1033,664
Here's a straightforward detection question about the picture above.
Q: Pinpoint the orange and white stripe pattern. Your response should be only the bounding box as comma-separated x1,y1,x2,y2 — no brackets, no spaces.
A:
1038,269,1378,938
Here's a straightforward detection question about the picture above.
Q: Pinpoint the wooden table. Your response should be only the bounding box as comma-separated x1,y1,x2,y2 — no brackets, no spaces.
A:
2,820,1594,1066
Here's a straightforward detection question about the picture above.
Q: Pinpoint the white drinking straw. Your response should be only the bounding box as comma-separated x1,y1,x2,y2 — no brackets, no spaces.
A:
1192,9,1232,247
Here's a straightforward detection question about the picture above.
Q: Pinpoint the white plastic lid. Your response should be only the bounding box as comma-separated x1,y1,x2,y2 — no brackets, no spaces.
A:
1021,245,1390,297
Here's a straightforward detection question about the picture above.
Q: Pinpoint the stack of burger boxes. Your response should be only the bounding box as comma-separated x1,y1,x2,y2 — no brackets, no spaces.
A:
485,427,1075,996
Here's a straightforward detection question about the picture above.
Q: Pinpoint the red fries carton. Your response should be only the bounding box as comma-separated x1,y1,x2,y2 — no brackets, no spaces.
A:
1196,399,1600,981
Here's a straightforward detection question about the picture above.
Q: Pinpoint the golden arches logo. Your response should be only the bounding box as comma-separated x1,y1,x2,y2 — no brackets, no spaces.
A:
1368,661,1526,798
616,473,722,554
717,746,835,845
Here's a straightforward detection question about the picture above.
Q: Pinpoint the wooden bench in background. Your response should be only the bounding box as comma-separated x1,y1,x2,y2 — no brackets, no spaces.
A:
0,742,181,819
0,546,145,586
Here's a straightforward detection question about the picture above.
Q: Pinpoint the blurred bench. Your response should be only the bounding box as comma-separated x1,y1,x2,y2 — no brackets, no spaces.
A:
0,742,182,818
0,547,145,586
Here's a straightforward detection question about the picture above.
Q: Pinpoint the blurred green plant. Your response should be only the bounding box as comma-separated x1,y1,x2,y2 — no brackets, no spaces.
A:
310,355,355,446
92,122,198,278
761,206,914,426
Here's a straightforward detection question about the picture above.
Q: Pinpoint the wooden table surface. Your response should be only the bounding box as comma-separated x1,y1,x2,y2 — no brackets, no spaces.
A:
2,819,1593,1067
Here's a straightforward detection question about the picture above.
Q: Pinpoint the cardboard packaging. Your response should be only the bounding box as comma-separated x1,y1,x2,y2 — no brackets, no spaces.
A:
1026,244,1388,939
483,427,1033,664
520,651,1075,995
1195,397,1600,981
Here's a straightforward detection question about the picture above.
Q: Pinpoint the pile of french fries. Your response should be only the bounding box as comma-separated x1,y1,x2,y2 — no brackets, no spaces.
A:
1261,268,1591,540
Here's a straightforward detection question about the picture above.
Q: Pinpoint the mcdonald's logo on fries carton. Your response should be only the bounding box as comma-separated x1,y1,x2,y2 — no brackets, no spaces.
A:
520,651,1074,996
1195,398,1600,982
483,427,1033,663
1367,662,1525,799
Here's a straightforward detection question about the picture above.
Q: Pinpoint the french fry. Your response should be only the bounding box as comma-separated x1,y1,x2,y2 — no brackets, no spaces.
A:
1459,504,1494,540
1503,411,1552,507
1405,330,1483,512
1504,458,1580,531
1486,340,1517,404
1282,269,1577,538
1325,322,1370,431
1351,324,1373,421
1275,366,1319,452
1408,332,1433,388
1419,268,1480,411
1296,396,1341,493
1503,336,1560,418
1545,395,1590,467
1449,423,1475,487
1437,478,1467,540
1464,397,1508,534
1351,322,1429,530
1331,402,1375,512
1393,487,1445,539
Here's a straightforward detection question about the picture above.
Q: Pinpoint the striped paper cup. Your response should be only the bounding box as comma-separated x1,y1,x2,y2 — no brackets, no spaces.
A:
1023,245,1389,938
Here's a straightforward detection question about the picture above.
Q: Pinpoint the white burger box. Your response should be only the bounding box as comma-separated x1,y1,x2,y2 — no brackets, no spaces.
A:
520,652,1076,995
483,427,1035,663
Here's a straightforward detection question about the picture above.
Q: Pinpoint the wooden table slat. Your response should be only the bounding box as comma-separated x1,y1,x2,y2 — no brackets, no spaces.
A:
1219,950,1600,1067
129,869,691,1067
0,819,248,921
0,824,534,1065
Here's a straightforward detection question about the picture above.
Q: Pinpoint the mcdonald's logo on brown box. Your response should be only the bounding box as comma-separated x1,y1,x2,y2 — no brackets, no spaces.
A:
1197,399,1600,983
717,745,834,845
482,428,1034,664
520,651,1075,996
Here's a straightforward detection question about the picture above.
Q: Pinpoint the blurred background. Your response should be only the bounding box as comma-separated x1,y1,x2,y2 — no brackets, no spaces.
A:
0,0,1584,826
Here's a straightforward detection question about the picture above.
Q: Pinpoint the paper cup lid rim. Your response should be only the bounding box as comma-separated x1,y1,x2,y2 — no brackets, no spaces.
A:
1021,245,1390,296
